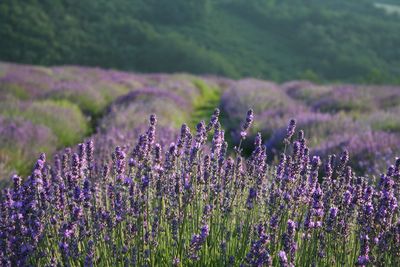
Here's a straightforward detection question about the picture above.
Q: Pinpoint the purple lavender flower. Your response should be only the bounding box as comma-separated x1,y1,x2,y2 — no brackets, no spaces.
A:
241,109,254,138
177,124,190,155
326,206,338,232
206,108,220,132
86,140,94,172
282,220,297,265
84,240,95,267
356,235,370,266
246,187,257,210
147,114,157,146
284,119,296,144
189,224,210,260
246,223,271,266
278,251,289,267
71,153,80,181
194,121,207,148
114,146,126,177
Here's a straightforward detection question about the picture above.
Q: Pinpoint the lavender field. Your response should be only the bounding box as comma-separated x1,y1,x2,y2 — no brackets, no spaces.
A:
1,62,400,266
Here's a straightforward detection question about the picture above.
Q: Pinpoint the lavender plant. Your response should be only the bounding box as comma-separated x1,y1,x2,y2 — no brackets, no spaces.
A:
1,109,399,266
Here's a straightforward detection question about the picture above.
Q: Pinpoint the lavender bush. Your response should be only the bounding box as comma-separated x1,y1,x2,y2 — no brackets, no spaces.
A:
220,78,400,175
0,62,225,178
0,116,57,179
1,110,399,266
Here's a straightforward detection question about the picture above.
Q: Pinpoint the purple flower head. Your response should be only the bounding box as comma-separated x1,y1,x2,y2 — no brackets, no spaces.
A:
72,153,80,178
74,186,82,203
357,255,370,266
154,143,162,166
72,205,83,221
246,187,257,210
172,258,180,266
86,140,94,168
357,234,370,266
141,175,149,190
83,179,91,205
387,165,395,177
279,251,288,267
147,125,156,147
200,224,210,239
343,190,352,206
285,119,296,143
395,157,400,174
12,174,22,193
77,144,87,175
287,220,296,235
114,146,126,175
364,202,374,216
149,114,157,126
178,123,190,149
206,108,220,132
34,158,45,172
59,241,69,256
194,121,206,148
84,240,95,267
293,141,301,158
311,156,321,171
329,206,338,218
298,130,304,140
339,150,349,168
325,155,334,178
326,206,338,232
254,132,262,148
241,109,254,138
282,219,297,265
269,216,278,230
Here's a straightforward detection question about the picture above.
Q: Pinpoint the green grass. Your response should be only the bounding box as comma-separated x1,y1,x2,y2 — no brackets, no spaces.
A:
26,100,90,146
0,83,30,100
190,79,221,128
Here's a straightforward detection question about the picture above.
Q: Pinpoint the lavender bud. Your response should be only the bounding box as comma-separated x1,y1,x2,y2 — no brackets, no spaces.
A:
285,119,296,143
241,109,254,138
279,251,288,267
149,114,157,126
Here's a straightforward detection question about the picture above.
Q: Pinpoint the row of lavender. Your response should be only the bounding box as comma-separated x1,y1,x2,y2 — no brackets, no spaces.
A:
1,109,399,266
221,79,400,176
0,62,141,179
0,62,226,179
2,62,400,180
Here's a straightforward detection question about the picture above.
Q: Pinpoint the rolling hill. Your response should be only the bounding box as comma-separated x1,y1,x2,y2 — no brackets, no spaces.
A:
1,0,400,83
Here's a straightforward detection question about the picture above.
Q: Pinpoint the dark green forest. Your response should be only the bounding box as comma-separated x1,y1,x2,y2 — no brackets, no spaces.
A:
1,0,400,83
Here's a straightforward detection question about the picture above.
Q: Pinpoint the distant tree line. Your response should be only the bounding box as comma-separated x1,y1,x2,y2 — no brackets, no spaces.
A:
1,0,399,83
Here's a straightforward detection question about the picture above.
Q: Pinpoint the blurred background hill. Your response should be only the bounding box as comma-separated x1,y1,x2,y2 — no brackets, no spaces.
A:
1,0,400,83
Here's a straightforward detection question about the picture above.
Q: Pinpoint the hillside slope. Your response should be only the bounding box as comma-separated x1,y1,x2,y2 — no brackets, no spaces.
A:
1,0,400,83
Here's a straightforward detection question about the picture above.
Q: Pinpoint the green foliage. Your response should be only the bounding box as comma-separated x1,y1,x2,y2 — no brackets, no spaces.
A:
0,0,399,83
136,32,239,77
0,84,30,100
144,0,211,24
47,87,106,116
191,79,221,128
